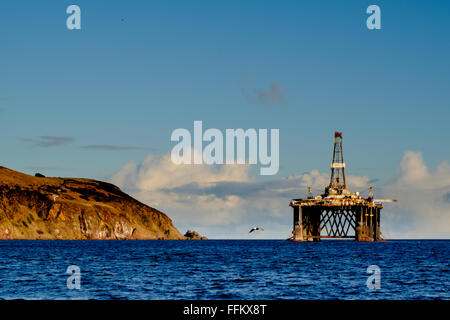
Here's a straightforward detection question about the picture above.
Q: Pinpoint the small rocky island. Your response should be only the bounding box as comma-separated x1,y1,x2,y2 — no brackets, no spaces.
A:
0,166,205,240
184,230,208,240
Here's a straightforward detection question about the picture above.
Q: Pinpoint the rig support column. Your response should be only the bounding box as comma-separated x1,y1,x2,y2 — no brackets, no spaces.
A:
292,206,303,241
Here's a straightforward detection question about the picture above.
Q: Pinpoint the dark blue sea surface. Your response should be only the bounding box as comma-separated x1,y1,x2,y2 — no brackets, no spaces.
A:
0,240,448,300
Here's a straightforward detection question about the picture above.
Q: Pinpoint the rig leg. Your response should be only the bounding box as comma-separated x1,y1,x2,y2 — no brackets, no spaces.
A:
312,210,321,242
292,206,303,241
356,207,363,241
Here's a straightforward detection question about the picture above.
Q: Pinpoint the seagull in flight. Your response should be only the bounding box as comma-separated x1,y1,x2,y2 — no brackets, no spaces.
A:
249,227,264,233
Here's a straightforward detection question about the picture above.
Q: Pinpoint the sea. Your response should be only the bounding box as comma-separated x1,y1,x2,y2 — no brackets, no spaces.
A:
0,240,448,300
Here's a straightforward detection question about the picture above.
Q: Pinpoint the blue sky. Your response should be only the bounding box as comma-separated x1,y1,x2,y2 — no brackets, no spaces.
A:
1,1,449,238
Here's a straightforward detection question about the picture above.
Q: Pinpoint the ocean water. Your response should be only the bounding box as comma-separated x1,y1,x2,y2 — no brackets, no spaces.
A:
0,240,448,300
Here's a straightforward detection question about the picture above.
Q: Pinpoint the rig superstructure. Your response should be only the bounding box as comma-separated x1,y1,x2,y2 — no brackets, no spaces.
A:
289,132,396,242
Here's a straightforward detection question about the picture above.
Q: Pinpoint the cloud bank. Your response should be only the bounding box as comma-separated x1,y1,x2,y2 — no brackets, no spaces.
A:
111,150,449,239
111,151,371,238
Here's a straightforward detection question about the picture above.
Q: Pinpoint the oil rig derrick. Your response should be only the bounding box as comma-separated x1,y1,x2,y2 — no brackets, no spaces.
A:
289,132,396,242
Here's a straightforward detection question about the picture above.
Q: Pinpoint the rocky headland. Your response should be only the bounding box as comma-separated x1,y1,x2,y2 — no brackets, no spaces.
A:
0,166,202,240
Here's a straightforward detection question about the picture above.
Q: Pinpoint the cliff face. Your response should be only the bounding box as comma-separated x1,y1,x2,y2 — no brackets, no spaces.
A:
0,167,184,240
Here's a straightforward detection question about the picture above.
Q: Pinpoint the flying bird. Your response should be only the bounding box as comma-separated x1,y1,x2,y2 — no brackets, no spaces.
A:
249,227,264,233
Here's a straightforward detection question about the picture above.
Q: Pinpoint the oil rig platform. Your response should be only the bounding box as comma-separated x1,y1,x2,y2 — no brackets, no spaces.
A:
289,132,396,242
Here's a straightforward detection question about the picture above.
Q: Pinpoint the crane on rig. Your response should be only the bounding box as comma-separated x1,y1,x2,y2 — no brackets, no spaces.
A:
368,186,397,205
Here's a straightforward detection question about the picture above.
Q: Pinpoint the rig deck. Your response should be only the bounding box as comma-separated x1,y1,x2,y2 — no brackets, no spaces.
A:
290,198,383,241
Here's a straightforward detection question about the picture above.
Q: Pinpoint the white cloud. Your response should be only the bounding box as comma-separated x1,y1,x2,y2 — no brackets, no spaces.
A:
111,152,252,229
380,151,450,239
